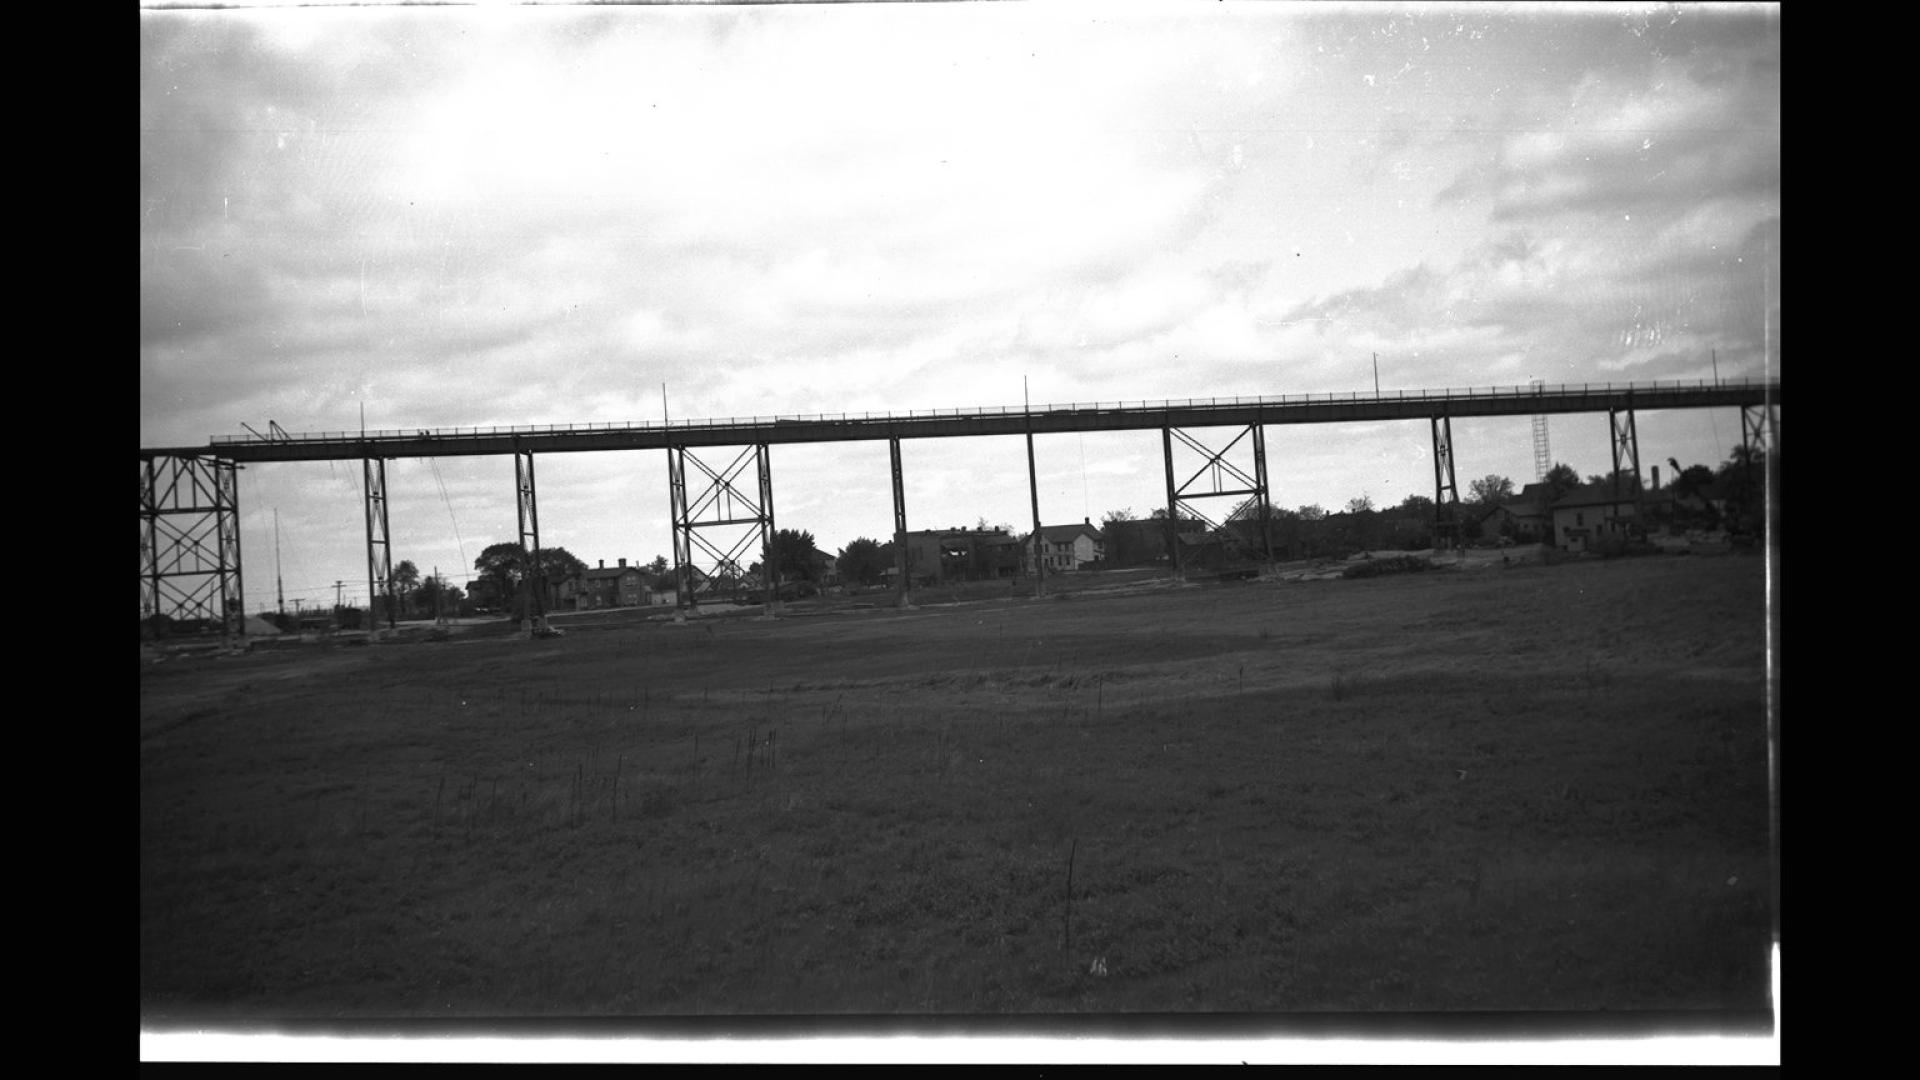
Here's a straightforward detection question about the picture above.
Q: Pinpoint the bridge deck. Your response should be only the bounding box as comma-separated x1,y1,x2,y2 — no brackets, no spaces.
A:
148,378,1779,463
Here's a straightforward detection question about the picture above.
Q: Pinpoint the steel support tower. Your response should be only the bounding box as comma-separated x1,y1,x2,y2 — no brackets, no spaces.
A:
140,453,244,644
1431,415,1461,550
363,456,395,637
1161,424,1275,574
1025,425,1045,597
514,447,544,633
1608,406,1643,506
889,437,910,606
667,443,777,614
1742,403,1778,457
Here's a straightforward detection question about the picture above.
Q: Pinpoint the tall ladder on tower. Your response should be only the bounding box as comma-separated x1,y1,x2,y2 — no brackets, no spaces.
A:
1530,379,1552,481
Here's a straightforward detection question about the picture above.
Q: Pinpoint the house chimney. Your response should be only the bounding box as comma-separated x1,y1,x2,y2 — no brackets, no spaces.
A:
619,557,627,568
1651,465,1661,491
598,560,605,569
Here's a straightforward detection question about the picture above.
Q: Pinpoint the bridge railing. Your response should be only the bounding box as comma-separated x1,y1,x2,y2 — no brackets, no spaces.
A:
209,376,1774,446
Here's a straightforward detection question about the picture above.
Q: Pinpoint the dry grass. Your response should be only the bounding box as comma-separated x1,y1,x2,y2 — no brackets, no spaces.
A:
140,553,1773,1022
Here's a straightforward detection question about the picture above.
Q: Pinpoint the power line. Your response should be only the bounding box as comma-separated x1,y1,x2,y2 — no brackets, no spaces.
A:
429,457,470,573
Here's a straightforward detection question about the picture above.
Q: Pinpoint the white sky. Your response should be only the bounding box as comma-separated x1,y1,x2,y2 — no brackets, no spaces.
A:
140,1,1780,609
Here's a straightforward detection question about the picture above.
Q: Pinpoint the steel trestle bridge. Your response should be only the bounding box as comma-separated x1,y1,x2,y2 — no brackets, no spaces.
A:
140,377,1780,641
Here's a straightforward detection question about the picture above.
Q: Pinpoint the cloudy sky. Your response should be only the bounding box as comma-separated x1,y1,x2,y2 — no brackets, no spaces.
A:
140,1,1779,609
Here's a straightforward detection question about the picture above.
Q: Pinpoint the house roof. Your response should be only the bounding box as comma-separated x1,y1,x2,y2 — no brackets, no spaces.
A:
1552,481,1643,509
905,528,1017,545
580,565,640,580
1037,522,1102,543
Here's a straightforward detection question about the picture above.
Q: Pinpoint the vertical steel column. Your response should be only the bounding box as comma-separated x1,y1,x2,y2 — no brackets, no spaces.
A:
1162,427,1182,580
1431,415,1459,549
140,458,156,620
216,457,243,646
1252,424,1274,565
363,456,394,638
515,447,542,633
889,437,910,606
1026,427,1045,597
757,442,778,616
668,445,694,614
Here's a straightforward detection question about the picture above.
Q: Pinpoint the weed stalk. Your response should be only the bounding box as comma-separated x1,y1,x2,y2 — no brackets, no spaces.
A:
1063,838,1077,956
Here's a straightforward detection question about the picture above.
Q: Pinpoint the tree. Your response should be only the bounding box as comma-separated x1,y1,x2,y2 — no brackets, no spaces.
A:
1390,494,1436,549
1100,508,1154,568
1346,495,1376,515
417,572,465,618
1718,443,1766,485
1467,475,1515,506
764,528,825,583
1717,444,1771,539
393,560,421,616
472,543,587,613
1541,463,1582,504
646,555,669,578
836,537,888,586
1296,504,1327,521
1587,469,1643,494
1665,459,1716,498
473,542,523,608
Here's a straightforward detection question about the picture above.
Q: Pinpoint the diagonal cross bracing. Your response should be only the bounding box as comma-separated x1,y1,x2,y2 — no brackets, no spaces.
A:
668,443,776,610
1609,407,1642,506
140,454,244,641
1741,404,1778,457
1163,424,1275,572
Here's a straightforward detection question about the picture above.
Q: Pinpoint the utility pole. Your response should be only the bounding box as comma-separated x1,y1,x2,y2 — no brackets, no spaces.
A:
1373,352,1380,395
274,508,285,617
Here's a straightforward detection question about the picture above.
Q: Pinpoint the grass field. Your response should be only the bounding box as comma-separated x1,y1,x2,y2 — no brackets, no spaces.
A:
140,551,1774,1022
